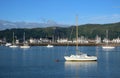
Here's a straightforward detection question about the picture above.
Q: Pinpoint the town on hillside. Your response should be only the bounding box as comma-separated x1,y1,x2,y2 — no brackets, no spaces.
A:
1,35,120,46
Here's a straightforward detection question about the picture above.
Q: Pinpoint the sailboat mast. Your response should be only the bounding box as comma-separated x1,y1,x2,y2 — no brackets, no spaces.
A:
76,15,78,51
13,32,14,44
106,30,108,45
23,32,25,43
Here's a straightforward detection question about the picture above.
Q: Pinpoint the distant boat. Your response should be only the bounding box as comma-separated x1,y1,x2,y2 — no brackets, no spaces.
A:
9,32,18,48
20,44,30,48
102,30,115,49
47,44,53,48
9,45,18,48
64,16,97,61
5,43,12,46
20,32,30,48
102,44,115,49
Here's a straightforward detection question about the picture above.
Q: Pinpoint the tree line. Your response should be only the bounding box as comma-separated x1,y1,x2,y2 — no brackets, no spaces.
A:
0,22,120,42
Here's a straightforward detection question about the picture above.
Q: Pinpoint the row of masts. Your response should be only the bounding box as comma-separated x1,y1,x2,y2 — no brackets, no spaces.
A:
12,32,26,45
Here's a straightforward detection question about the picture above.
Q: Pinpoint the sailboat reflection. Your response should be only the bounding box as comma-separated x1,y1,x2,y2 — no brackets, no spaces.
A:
65,62,97,78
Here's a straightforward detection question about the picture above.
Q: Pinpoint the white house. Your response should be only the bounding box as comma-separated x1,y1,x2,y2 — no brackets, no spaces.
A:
57,38,68,43
95,35,101,44
112,37,120,43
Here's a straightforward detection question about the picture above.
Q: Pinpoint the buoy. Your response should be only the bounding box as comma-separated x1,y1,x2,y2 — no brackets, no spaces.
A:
55,59,59,62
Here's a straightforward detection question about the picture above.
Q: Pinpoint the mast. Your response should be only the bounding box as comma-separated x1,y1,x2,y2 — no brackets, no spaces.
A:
23,32,25,43
106,30,108,45
76,15,78,52
12,32,14,44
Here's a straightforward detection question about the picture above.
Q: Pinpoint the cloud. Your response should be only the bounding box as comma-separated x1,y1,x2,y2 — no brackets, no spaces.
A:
80,14,120,24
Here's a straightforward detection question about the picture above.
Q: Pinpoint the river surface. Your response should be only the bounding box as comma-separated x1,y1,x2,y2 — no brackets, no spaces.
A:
0,46,120,78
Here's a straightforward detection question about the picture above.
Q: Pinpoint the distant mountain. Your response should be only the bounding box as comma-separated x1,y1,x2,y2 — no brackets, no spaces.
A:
0,21,120,42
0,20,68,30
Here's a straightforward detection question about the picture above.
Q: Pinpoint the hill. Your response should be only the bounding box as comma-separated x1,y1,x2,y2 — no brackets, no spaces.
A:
0,22,120,42
0,20,67,30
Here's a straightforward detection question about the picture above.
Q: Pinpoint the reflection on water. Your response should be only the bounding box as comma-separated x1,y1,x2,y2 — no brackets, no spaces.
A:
102,48,115,52
65,61,97,78
1,46,120,78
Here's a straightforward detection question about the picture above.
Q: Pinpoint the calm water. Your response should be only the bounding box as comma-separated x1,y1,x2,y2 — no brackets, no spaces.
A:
0,46,120,78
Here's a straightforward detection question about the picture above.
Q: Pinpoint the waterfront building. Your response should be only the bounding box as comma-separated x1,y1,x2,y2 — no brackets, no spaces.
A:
95,35,101,44
15,40,19,44
112,37,120,43
103,38,109,43
0,39,2,43
73,36,88,43
29,38,38,44
57,38,68,43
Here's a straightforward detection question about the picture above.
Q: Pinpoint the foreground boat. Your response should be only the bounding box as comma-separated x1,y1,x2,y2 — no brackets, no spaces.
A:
64,54,97,61
64,53,97,62
64,16,97,61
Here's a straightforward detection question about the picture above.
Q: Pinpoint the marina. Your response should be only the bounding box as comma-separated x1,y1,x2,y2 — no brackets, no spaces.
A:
0,0,120,78
0,46,120,78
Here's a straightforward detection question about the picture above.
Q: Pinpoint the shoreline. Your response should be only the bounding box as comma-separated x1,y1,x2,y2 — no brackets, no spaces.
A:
1,43,120,46
29,43,120,46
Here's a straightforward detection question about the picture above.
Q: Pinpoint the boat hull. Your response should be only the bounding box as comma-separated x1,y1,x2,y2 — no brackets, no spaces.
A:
47,45,53,48
64,54,97,61
9,45,18,48
47,46,53,48
20,46,30,48
5,43,12,46
102,46,115,49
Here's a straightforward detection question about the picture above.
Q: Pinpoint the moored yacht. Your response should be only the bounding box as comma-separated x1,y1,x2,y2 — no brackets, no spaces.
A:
9,45,18,48
5,43,12,46
47,44,53,48
20,32,30,49
64,16,97,61
9,32,18,48
102,44,115,49
102,30,115,49
20,44,30,48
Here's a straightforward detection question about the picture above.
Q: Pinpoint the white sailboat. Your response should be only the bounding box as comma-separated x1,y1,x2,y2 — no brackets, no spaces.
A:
64,16,97,61
46,44,53,48
5,43,12,46
102,30,115,49
20,32,30,48
9,32,18,48
20,44,30,48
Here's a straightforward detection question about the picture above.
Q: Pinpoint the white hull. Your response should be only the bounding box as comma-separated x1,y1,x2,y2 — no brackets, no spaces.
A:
102,46,115,49
5,43,12,46
9,45,18,48
64,54,97,61
20,46,30,48
47,45,53,48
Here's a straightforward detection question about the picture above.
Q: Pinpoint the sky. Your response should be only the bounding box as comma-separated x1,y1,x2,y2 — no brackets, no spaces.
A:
0,0,120,25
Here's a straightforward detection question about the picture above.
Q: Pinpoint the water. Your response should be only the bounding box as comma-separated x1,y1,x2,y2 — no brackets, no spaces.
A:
0,46,120,78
